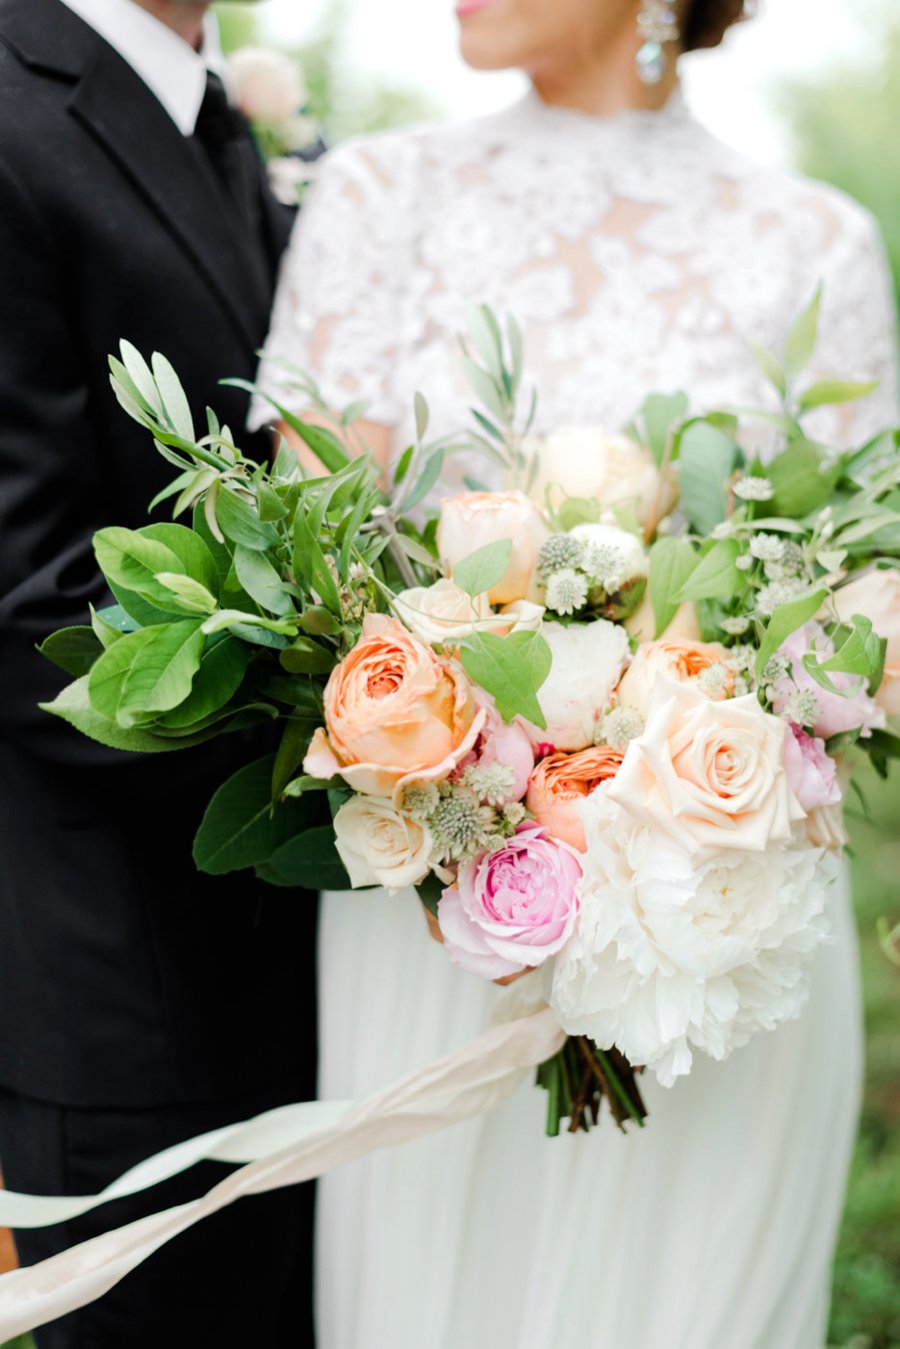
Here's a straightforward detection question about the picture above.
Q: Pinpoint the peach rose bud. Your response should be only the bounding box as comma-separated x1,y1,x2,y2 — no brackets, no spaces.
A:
437,491,549,604
526,746,625,851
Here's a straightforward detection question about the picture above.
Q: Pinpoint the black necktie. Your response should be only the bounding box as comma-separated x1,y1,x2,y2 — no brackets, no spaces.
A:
193,71,270,304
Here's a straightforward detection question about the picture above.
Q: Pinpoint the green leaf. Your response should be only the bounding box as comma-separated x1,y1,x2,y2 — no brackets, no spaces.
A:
641,392,689,467
416,871,445,918
748,341,787,398
460,630,551,728
414,392,430,443
452,538,513,597
88,620,205,724
393,445,414,488
90,605,128,649
272,715,314,801
677,423,737,535
649,537,699,637
41,677,228,753
118,340,164,416
279,637,337,675
151,351,195,441
38,626,104,678
156,637,251,729
676,538,742,602
784,284,822,379
257,826,352,890
400,448,445,513
283,774,343,797
797,379,878,413
296,606,342,636
555,497,601,531
256,482,290,523
293,511,343,615
461,356,507,423
155,573,218,616
767,440,842,518
192,754,314,875
94,528,184,607
466,303,503,379
201,609,297,638
215,488,280,552
755,587,829,677
223,379,352,474
233,545,294,617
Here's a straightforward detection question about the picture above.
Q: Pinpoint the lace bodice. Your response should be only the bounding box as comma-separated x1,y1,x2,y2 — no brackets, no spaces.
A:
253,89,898,485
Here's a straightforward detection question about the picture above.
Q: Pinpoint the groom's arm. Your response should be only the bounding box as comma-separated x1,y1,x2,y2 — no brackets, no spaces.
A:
0,158,137,766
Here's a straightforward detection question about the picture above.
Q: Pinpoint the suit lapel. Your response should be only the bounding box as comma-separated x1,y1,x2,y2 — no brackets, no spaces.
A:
69,42,268,349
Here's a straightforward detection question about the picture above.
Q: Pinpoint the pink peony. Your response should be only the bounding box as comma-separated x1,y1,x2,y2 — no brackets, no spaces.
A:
782,726,842,814
463,689,534,803
438,825,582,980
772,622,885,740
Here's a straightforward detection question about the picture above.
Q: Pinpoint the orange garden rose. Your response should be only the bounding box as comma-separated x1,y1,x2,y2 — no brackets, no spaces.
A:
526,746,625,851
616,639,734,716
304,615,485,797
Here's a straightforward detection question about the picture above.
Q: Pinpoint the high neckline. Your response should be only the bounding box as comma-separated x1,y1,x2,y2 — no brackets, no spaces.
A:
514,84,691,135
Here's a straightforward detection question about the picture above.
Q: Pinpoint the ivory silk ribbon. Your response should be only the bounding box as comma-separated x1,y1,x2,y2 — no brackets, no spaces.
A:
0,1006,564,1339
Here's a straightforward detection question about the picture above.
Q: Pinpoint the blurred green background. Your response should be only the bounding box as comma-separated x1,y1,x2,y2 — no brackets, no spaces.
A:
3,5,898,1349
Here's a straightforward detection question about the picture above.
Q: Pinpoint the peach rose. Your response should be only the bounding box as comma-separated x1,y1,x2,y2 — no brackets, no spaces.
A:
833,569,900,716
526,746,625,851
525,428,678,525
437,491,549,604
607,679,805,854
303,615,485,797
616,639,734,717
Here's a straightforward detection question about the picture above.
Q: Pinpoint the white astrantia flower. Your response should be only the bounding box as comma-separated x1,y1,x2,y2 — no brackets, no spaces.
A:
599,704,645,751
570,522,648,593
545,568,589,615
720,616,751,636
550,793,832,1087
749,533,785,563
733,476,774,502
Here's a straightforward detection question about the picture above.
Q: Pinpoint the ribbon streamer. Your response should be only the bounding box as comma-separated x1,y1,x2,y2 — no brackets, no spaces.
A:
0,1006,564,1340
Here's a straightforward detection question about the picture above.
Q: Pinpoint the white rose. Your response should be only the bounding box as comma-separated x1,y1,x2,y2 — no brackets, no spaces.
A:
833,569,900,716
523,619,630,752
607,678,805,853
438,491,549,604
615,638,733,717
229,47,307,125
551,792,831,1087
569,521,648,590
394,582,545,647
334,797,434,894
525,428,677,525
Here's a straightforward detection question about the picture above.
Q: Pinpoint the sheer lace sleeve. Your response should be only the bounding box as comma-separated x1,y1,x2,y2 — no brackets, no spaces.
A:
805,201,899,447
250,137,416,431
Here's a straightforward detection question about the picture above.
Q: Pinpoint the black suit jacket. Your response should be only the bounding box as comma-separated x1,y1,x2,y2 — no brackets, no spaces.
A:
0,0,317,1108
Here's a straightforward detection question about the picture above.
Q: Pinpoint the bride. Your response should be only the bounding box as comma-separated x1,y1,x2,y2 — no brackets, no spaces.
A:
253,1,898,1345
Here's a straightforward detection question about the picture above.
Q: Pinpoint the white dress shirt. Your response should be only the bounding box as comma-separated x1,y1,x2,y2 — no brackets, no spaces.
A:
57,0,230,135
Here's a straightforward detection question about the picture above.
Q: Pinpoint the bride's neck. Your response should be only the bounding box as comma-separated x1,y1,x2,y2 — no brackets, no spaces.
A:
530,27,680,119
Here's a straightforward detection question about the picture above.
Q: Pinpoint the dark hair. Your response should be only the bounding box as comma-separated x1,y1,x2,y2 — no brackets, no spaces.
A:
681,0,750,52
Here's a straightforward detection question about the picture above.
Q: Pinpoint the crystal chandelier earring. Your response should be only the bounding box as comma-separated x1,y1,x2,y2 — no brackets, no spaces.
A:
635,0,680,86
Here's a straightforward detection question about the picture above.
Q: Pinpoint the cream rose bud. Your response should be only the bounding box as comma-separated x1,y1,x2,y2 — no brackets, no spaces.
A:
394,580,492,647
334,797,434,894
616,638,734,717
522,619,631,752
833,569,900,716
437,491,549,605
525,428,677,525
624,594,701,644
229,47,307,124
607,678,805,854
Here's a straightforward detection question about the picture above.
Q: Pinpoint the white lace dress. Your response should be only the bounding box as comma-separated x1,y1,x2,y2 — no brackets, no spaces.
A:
254,90,898,1349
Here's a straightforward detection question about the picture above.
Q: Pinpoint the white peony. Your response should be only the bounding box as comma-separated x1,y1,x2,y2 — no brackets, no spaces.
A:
525,428,677,525
522,619,630,752
229,47,307,125
550,793,832,1087
334,797,434,894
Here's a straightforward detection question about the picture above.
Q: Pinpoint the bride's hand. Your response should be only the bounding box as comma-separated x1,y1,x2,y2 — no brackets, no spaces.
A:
420,902,531,987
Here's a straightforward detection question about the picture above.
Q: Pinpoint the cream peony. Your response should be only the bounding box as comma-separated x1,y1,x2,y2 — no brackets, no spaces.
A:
522,620,631,752
334,797,433,893
525,427,677,525
437,491,549,604
229,47,307,124
551,792,832,1087
607,678,805,853
833,569,900,716
615,638,734,717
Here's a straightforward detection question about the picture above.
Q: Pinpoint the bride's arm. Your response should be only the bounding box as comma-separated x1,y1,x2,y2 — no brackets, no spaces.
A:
276,415,393,478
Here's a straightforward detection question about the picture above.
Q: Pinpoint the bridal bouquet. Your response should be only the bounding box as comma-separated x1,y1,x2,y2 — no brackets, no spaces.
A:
41,295,900,1135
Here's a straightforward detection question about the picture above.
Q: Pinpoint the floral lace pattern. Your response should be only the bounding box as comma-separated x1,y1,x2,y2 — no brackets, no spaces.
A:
254,90,899,491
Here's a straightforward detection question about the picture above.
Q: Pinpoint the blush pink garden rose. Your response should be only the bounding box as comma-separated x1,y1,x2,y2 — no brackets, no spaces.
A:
437,491,549,604
607,678,805,854
438,825,583,979
304,615,485,797
525,746,625,851
833,569,900,716
772,621,885,739
229,46,307,124
616,639,734,717
782,726,842,814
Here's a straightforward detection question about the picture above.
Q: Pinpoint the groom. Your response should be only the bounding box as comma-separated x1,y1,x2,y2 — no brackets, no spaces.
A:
0,0,319,1344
